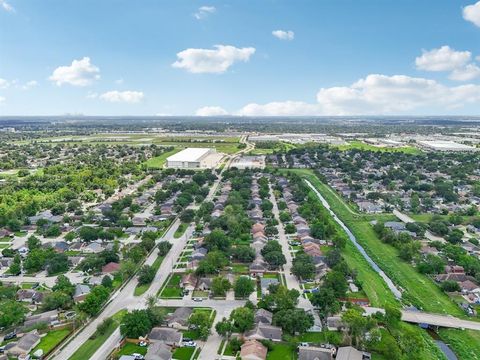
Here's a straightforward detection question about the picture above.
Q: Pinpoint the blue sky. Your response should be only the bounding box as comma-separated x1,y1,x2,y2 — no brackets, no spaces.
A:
1,0,480,116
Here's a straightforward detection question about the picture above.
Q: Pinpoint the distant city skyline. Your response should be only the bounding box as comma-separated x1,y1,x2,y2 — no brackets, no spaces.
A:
1,0,480,116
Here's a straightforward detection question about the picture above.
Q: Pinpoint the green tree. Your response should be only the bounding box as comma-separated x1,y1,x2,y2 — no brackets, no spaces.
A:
215,318,233,338
158,241,172,256
78,285,110,316
120,310,153,338
230,307,254,332
138,265,155,285
311,288,341,320
188,311,211,340
211,276,231,297
273,308,314,335
234,277,255,299
291,253,315,280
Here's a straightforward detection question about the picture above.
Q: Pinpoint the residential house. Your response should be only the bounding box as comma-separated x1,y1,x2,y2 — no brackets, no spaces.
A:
23,310,59,329
336,346,371,360
16,289,43,304
145,342,172,360
148,328,183,346
245,324,283,342
181,274,197,292
197,277,212,291
166,307,192,330
254,309,273,325
102,262,120,274
298,346,333,360
6,331,41,358
74,284,91,302
260,278,279,296
240,339,267,360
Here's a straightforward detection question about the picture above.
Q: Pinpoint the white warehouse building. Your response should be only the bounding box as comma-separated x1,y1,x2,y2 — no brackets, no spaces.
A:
166,147,222,169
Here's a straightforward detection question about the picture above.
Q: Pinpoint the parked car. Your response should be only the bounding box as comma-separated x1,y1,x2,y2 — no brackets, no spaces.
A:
4,332,16,340
193,297,203,302
133,353,144,360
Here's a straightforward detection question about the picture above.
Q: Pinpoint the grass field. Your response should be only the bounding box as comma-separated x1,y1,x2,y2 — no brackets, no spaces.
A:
116,342,148,356
159,273,183,298
266,343,296,360
438,329,480,360
32,329,71,355
144,148,181,168
335,140,421,154
172,346,196,360
174,222,189,239
69,310,126,360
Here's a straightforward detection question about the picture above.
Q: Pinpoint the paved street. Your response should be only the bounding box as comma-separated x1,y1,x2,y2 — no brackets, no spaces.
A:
269,183,322,329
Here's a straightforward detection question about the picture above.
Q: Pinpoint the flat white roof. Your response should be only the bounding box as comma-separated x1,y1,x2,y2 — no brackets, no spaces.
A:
166,147,213,162
418,140,477,150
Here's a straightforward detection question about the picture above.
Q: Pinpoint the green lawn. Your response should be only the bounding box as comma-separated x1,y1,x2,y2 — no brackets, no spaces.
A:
223,340,238,356
32,329,71,355
335,140,421,154
172,346,196,360
231,263,249,274
117,342,148,356
69,310,126,360
174,222,189,239
134,255,165,296
159,274,183,298
144,148,181,169
267,343,296,360
438,329,480,360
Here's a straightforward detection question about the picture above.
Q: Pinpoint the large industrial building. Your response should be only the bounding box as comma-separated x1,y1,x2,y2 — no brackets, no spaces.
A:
417,140,478,152
166,148,223,169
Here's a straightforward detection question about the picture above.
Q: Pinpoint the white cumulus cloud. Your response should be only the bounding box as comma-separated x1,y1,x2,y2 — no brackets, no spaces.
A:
238,101,319,116
49,57,100,86
449,64,480,81
196,106,229,116
0,96,5,104
463,1,480,27
194,6,216,20
172,45,255,74
236,74,480,116
21,80,38,90
99,90,144,103
0,0,14,12
272,30,295,41
415,46,480,81
0,78,10,89
415,46,471,72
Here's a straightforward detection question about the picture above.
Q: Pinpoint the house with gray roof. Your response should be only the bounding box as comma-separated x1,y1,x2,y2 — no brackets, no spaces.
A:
298,346,333,360
148,327,183,346
166,307,192,330
145,342,172,360
245,323,283,342
6,331,41,357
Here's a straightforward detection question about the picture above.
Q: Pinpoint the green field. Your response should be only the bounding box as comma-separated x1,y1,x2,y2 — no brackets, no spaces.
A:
174,222,189,239
438,328,480,360
335,140,421,154
172,346,196,360
144,148,181,168
266,342,296,360
116,342,148,357
159,273,183,298
69,310,126,360
32,329,71,355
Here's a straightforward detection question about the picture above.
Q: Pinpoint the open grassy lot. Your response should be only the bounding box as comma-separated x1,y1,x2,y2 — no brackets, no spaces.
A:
116,342,148,356
144,148,181,168
69,310,126,360
159,273,183,298
172,346,196,360
32,328,71,355
266,342,296,360
174,222,188,239
335,140,421,154
438,328,480,360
